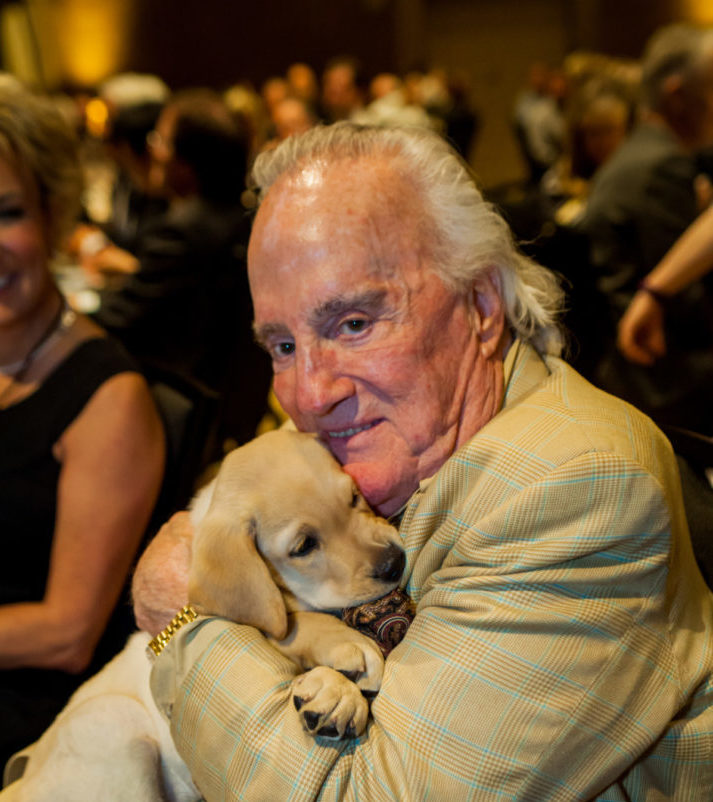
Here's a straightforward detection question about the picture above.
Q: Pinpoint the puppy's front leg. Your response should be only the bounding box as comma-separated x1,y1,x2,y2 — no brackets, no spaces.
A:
274,611,384,691
270,611,385,738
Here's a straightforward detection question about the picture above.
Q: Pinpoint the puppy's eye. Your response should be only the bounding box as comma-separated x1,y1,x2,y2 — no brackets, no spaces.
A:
289,529,319,558
350,489,359,508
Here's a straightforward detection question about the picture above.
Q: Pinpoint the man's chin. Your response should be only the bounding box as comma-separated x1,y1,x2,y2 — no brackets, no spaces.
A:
341,461,412,518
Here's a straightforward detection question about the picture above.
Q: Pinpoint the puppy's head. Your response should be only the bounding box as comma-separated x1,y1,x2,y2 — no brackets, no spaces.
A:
187,429,405,638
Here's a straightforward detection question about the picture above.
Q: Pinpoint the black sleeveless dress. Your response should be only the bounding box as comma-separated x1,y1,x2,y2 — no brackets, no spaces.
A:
0,337,142,769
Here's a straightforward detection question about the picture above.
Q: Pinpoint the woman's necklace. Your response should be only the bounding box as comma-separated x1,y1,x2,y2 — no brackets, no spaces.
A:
0,298,77,407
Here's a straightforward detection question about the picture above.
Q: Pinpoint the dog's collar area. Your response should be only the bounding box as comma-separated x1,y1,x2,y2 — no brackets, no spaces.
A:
147,605,199,658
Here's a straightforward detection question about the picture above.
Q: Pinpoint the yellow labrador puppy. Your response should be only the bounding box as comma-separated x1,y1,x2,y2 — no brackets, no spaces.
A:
187,428,405,737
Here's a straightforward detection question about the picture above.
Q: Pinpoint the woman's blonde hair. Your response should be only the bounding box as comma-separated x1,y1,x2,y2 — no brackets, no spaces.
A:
0,86,82,252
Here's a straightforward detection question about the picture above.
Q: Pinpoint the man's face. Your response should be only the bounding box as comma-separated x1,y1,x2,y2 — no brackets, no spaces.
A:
322,65,360,120
249,158,506,516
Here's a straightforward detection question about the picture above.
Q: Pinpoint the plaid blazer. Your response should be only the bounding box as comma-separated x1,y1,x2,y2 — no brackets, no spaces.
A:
152,340,713,801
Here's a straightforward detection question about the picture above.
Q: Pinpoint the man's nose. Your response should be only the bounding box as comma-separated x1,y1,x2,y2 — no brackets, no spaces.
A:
293,344,354,416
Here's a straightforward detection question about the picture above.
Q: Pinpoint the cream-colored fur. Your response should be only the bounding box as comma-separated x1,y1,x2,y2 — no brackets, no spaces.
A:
188,429,404,735
1,429,404,801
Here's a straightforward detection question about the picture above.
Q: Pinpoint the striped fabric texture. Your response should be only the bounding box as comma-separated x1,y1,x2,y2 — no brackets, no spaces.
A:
151,340,713,801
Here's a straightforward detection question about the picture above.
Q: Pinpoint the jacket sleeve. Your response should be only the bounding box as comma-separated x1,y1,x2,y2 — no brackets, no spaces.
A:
150,450,686,801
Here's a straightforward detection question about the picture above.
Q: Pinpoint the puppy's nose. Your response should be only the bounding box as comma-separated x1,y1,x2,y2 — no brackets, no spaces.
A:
372,543,406,583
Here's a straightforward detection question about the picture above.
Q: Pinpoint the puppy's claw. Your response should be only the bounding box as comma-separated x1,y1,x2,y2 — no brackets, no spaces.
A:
303,710,321,731
316,723,340,738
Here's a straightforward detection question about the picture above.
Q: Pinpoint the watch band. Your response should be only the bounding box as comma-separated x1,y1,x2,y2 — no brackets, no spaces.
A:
147,604,199,658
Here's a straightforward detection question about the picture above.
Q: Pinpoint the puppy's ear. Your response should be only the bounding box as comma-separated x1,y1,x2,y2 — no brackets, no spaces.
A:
188,516,288,640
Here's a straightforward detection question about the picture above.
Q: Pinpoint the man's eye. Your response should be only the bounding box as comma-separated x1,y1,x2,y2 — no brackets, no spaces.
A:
273,342,295,358
339,318,369,335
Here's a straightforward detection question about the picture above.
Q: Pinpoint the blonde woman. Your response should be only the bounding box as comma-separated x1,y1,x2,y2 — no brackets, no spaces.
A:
0,86,165,768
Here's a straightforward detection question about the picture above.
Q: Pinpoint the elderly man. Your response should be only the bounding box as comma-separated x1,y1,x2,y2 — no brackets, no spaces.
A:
581,23,713,434
140,123,713,800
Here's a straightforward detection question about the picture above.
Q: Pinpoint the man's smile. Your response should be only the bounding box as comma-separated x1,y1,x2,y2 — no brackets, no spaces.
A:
326,420,381,439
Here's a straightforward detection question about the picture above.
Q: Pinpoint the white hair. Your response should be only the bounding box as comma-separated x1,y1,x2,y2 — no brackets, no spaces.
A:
640,23,713,113
251,122,565,356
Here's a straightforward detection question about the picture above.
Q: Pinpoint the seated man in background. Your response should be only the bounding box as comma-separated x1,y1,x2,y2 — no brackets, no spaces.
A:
581,23,713,435
137,123,713,800
71,100,168,277
97,100,168,256
92,89,272,445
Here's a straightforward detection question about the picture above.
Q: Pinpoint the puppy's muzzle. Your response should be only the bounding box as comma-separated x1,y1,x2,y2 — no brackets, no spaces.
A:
372,543,406,583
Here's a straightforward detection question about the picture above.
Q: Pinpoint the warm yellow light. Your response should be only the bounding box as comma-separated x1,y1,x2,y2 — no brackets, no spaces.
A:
27,0,136,88
85,97,109,138
0,5,41,86
57,0,133,86
683,0,713,25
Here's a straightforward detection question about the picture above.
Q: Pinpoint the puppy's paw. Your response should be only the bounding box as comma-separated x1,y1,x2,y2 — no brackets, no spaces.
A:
321,639,384,696
292,666,369,738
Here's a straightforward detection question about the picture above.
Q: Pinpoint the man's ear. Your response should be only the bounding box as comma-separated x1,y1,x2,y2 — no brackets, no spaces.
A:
470,269,506,358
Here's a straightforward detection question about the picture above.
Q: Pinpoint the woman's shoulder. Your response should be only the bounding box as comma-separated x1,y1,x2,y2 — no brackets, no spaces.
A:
50,314,139,386
36,320,150,437
56,335,164,466
60,336,136,376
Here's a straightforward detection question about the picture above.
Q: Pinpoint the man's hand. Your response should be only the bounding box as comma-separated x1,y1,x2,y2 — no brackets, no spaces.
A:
132,511,194,636
616,290,667,366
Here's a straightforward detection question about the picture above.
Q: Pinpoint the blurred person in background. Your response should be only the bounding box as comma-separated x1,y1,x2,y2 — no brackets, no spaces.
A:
513,61,566,182
69,73,171,278
80,72,170,229
0,85,164,770
265,96,317,149
352,72,434,129
320,55,365,123
542,76,634,225
96,101,168,254
71,100,169,278
92,88,271,446
618,201,713,366
260,77,290,126
286,62,319,115
581,23,713,435
441,68,481,161
224,81,272,164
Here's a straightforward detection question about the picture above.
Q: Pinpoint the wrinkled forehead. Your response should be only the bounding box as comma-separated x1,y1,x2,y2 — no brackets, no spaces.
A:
248,155,429,275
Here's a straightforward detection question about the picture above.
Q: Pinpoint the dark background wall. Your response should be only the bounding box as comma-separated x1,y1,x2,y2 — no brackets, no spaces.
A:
127,0,397,91
2,0,712,184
